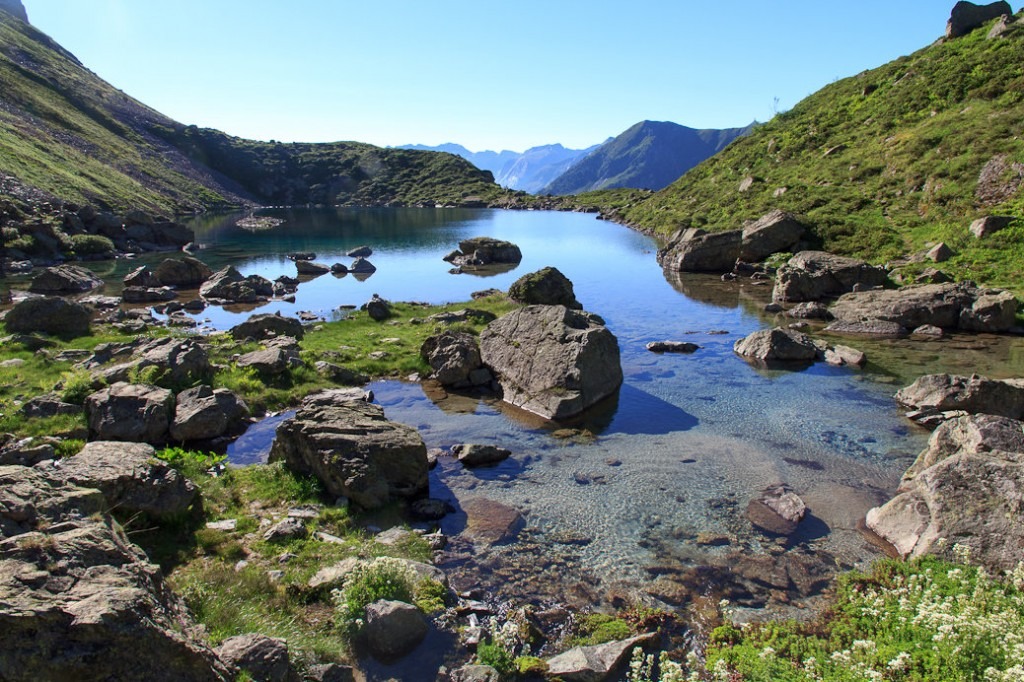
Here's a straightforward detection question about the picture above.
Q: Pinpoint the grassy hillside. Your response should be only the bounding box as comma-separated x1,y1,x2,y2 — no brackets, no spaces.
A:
542,120,753,195
0,12,516,217
620,17,1024,289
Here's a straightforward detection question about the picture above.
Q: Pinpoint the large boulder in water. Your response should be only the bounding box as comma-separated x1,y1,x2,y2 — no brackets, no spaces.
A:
449,236,522,267
772,251,889,302
733,327,820,363
200,266,273,303
28,264,103,294
866,413,1024,572
154,257,213,287
829,282,1016,332
479,305,623,420
657,228,741,272
268,390,428,509
507,266,581,308
3,296,91,336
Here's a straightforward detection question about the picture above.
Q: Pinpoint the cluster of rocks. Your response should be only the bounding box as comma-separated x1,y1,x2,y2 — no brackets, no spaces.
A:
733,327,867,368
658,210,809,273
289,247,375,278
443,236,522,271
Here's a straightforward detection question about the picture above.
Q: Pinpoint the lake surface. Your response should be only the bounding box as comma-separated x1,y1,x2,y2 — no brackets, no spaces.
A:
68,208,1024,615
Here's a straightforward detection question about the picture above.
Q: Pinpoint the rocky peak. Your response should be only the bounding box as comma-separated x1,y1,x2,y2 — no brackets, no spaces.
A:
0,0,28,23
946,1,1011,38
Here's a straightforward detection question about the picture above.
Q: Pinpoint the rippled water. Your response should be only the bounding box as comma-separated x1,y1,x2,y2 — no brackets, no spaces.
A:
17,207,1024,614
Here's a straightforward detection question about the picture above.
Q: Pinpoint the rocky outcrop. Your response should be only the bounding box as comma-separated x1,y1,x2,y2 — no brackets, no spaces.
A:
739,210,807,262
0,466,231,681
946,1,1012,38
230,313,305,341
866,413,1024,571
894,373,1024,423
0,0,29,23
362,294,392,321
772,251,889,302
200,266,273,303
545,633,659,682
54,441,197,518
171,385,251,443
733,328,819,363
829,282,1017,333
3,296,91,336
268,390,428,509
969,215,1013,238
28,264,103,294
85,382,175,444
480,305,623,420
101,337,212,386
364,599,428,660
657,228,741,272
154,257,213,287
420,331,484,387
445,237,522,268
236,337,303,376
507,266,581,308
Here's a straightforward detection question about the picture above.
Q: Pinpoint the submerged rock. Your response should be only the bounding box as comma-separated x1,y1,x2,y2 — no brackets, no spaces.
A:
480,305,623,420
746,484,807,535
268,390,428,509
453,444,512,468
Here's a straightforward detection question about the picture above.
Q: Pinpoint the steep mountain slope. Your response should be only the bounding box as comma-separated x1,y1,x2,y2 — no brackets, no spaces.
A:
542,120,754,195
0,9,512,216
496,143,602,193
620,14,1024,287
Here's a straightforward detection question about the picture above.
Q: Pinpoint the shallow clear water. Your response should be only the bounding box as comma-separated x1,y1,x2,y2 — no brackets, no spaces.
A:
17,207,1021,612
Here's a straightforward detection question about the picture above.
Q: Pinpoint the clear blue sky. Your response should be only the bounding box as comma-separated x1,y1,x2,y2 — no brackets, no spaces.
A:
23,0,1018,152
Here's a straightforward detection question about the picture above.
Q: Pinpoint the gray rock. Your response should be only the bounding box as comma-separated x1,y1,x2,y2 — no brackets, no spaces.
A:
230,313,305,341
507,266,581,308
823,319,908,337
739,209,807,262
733,327,819,363
124,265,160,288
55,441,197,518
829,282,1016,333
314,361,369,386
364,600,428,660
0,464,105,537
912,324,945,337
215,634,295,682
545,633,659,682
28,265,103,294
480,305,623,420
895,373,1024,421
786,301,832,319
362,294,392,321
0,441,56,467
102,337,212,386
646,341,699,353
295,261,330,275
85,382,174,444
200,266,273,303
349,257,377,274
20,393,83,419
4,296,91,336
824,344,867,367
262,517,307,542
122,286,177,303
946,1,1012,38
237,338,302,376
658,228,741,273
867,415,1024,571
347,245,373,258
969,215,1013,238
171,385,251,442
330,263,348,275
268,390,428,509
747,484,806,535
427,308,498,325
153,256,213,287
307,557,362,593
420,331,482,386
772,251,888,302
450,665,501,682
453,444,512,468
926,242,954,262
305,663,355,682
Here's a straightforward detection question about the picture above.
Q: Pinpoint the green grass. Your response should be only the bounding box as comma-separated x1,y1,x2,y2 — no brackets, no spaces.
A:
612,18,1024,293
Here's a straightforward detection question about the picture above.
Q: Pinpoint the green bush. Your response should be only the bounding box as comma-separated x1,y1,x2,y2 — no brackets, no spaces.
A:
68,234,115,255
476,639,516,676
58,368,99,405
332,556,417,637
572,613,634,646
155,446,226,481
706,553,1024,681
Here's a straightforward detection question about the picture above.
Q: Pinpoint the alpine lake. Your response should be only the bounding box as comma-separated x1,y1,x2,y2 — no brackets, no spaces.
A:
45,208,1024,624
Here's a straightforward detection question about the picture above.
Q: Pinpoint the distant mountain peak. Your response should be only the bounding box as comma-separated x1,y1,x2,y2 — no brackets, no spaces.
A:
0,0,28,23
